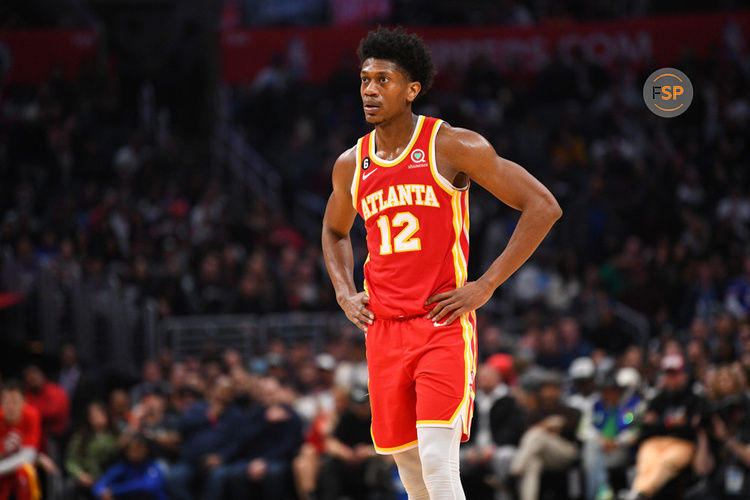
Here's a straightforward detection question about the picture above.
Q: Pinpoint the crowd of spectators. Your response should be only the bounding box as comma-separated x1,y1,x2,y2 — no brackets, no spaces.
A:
2,318,750,499
1,2,750,499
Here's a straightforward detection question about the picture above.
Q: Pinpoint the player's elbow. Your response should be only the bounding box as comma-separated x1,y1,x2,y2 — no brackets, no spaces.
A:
539,193,562,222
548,198,563,221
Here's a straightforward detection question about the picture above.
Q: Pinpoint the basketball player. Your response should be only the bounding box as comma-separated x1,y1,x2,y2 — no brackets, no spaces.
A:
322,27,561,499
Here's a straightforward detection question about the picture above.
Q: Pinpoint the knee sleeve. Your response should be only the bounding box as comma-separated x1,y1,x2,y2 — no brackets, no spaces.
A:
417,420,466,500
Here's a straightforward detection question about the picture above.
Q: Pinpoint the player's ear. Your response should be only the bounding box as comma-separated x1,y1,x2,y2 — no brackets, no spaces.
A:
406,81,421,103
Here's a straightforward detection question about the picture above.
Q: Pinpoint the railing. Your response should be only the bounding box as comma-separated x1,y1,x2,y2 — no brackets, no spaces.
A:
2,246,652,372
0,252,160,377
160,312,352,361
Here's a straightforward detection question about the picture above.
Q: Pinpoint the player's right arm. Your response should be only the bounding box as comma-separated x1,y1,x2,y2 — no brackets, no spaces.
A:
322,147,374,332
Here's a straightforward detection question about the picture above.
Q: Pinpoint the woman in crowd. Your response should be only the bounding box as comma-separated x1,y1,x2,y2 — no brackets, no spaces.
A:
64,402,120,500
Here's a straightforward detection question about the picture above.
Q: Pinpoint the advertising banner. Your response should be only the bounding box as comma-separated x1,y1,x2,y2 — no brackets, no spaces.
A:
221,11,750,84
0,30,98,84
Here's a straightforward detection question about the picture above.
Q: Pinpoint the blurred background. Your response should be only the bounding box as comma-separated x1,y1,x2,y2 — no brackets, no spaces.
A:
1,1,750,499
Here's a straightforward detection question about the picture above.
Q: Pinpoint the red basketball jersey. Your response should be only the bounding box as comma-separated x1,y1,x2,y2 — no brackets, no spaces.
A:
352,116,470,319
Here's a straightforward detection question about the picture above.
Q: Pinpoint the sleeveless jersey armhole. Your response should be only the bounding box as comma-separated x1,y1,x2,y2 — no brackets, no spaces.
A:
351,138,363,210
428,120,469,194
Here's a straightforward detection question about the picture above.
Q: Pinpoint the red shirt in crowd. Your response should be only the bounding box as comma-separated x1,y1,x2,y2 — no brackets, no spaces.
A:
23,382,70,438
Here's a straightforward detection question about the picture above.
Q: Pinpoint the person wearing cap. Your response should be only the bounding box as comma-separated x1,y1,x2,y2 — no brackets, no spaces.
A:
623,353,706,500
582,369,644,500
566,357,598,446
510,369,582,500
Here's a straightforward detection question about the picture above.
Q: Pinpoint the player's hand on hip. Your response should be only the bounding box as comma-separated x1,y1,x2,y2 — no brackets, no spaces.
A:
341,291,374,332
425,280,493,325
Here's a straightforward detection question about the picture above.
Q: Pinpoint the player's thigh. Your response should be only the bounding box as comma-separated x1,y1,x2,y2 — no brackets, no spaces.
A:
367,319,419,450
413,319,472,425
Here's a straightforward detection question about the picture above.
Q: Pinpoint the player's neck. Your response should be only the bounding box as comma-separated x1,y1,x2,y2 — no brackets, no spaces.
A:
374,111,418,158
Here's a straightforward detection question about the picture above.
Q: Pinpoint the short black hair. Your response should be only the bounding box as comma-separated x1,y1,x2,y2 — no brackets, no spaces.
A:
1,379,23,394
357,26,436,98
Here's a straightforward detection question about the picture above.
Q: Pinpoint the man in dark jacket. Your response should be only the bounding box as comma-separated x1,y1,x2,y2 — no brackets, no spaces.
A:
318,385,388,500
205,377,304,500
510,368,581,500
165,376,245,500
460,357,526,499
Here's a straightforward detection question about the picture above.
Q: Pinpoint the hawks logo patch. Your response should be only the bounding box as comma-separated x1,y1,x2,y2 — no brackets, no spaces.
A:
362,157,371,170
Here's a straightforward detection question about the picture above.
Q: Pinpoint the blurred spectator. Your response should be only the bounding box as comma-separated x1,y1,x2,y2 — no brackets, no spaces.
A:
0,380,41,500
108,391,133,435
317,385,388,500
58,345,82,398
294,353,337,423
166,376,244,500
23,365,70,443
695,364,750,499
559,317,594,368
460,359,526,499
293,386,349,500
566,357,598,416
625,354,706,499
333,335,369,392
58,345,100,429
204,377,303,499
510,369,581,500
582,369,644,500
64,402,120,500
130,361,171,406
126,389,179,461
92,433,167,500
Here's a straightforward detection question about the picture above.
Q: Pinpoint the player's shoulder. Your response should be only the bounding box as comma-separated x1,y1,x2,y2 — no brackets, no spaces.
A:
331,145,358,188
335,144,357,167
333,145,357,174
434,121,495,158
435,122,492,151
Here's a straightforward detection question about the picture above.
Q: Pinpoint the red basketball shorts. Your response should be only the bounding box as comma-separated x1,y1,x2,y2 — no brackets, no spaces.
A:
365,312,477,454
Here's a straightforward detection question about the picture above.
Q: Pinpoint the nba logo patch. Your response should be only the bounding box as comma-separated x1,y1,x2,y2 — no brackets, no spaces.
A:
362,157,370,170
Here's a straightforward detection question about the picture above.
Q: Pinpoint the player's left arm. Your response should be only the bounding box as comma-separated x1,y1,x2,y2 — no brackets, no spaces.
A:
426,126,562,324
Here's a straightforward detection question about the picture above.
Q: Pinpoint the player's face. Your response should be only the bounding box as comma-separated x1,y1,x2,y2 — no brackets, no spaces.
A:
360,58,420,126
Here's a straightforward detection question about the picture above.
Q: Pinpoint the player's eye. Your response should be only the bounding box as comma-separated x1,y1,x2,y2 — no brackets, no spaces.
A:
380,77,389,83
361,77,368,83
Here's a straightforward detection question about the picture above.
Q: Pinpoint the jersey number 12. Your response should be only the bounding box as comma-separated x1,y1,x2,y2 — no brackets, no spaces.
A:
376,212,421,255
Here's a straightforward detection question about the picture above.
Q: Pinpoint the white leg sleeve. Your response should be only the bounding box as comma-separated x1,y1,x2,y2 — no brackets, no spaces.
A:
394,447,430,500
417,419,466,500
